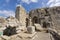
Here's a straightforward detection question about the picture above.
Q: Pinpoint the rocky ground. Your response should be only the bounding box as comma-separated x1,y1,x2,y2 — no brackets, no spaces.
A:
32,32,51,40
0,31,54,40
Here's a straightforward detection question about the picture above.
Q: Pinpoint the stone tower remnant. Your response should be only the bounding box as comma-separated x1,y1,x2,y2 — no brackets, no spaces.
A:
15,5,26,26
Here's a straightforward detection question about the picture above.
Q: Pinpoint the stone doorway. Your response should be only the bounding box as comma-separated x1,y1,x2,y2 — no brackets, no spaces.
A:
42,22,47,28
39,18,41,24
26,18,29,27
32,16,38,24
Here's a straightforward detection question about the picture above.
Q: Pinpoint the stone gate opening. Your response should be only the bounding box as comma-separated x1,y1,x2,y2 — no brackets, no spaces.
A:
26,18,29,27
32,16,38,24
43,21,47,28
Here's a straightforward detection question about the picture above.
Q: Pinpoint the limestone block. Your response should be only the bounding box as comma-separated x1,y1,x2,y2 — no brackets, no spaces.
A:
34,24,44,31
6,16,20,27
27,26,35,34
17,32,37,39
21,26,27,32
16,28,21,33
1,35,10,40
0,37,2,40
15,5,26,26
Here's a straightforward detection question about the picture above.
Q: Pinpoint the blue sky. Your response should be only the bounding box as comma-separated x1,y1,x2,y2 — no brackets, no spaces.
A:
0,0,60,17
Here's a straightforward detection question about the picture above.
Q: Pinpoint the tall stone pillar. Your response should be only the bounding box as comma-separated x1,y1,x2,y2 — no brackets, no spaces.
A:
29,17,32,26
27,17,35,34
15,5,26,26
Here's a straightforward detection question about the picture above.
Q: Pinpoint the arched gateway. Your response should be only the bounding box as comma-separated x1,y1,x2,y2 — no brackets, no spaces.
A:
32,16,38,24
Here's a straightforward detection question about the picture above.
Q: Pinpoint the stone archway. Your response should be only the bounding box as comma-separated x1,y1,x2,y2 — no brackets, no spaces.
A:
42,21,47,28
32,16,38,25
39,18,41,24
26,18,29,27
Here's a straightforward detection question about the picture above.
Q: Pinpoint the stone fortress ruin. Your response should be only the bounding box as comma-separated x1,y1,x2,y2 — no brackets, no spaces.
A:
0,5,60,40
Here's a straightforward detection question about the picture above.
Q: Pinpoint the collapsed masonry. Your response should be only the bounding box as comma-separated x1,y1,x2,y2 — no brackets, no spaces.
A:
0,5,60,39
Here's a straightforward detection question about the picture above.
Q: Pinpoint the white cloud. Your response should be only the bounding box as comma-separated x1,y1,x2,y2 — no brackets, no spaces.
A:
0,10,15,17
21,0,38,4
6,0,10,3
31,0,38,2
2,0,10,7
47,0,60,7
42,2,45,7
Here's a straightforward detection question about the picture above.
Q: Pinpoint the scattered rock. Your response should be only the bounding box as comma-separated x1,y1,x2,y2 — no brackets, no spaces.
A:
34,24,44,31
27,26,35,34
0,17,7,27
6,16,20,27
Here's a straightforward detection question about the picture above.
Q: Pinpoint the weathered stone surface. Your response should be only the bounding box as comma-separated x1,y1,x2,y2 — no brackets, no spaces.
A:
16,27,21,33
0,17,7,27
15,5,26,26
0,37,2,40
1,5,60,40
32,32,51,40
6,16,20,27
1,35,10,40
34,24,44,31
0,32,52,40
27,26,35,34
17,32,37,39
29,6,60,32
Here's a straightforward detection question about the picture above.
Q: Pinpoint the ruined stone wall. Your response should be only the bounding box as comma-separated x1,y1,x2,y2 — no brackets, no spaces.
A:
29,8,51,27
0,17,7,27
47,7,60,31
15,5,26,26
29,6,60,31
